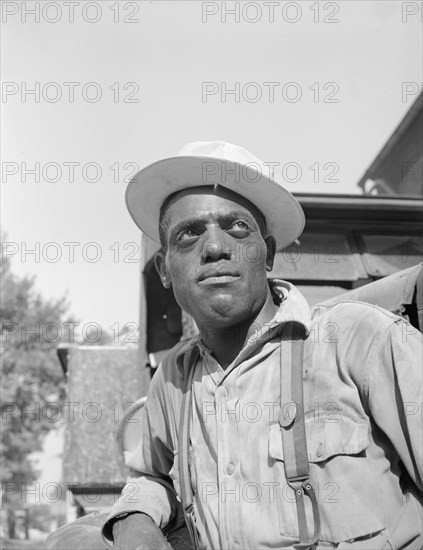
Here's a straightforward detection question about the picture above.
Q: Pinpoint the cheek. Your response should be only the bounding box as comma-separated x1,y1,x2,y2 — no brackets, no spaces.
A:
166,254,195,287
167,261,186,283
240,241,268,274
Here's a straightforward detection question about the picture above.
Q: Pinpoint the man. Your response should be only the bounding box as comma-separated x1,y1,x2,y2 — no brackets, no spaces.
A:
102,142,422,549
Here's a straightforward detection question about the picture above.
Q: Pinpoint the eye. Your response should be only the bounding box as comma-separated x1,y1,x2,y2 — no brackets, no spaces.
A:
232,221,249,229
228,220,251,236
178,228,199,241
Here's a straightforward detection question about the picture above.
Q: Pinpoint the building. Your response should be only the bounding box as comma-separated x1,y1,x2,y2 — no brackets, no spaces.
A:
357,92,422,196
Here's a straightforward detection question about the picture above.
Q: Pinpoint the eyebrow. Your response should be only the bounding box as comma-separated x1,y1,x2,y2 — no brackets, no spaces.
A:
168,210,260,239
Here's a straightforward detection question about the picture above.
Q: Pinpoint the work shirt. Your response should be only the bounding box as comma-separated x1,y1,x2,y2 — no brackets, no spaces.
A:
102,281,423,549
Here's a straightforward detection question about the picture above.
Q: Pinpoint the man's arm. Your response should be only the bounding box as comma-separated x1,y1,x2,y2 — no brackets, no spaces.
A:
367,318,422,492
111,512,172,550
101,365,180,548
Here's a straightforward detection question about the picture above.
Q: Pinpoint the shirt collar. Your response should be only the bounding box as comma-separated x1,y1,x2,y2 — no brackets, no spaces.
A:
266,279,311,335
175,279,311,375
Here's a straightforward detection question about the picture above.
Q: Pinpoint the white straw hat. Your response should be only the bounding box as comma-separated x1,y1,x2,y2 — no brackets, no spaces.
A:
126,141,305,250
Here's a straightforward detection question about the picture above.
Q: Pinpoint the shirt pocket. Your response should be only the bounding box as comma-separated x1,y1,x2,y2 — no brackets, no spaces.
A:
268,415,387,544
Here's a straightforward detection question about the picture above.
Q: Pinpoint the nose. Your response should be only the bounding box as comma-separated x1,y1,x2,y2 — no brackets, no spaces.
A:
201,227,233,263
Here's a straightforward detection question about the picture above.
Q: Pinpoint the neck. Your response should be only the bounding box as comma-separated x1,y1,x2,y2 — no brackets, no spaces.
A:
199,289,278,369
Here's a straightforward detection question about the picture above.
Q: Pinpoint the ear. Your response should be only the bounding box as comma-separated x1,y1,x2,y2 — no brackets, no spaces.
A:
264,236,276,272
154,250,172,288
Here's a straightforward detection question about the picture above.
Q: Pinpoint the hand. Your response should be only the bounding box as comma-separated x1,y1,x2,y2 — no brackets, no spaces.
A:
113,512,173,550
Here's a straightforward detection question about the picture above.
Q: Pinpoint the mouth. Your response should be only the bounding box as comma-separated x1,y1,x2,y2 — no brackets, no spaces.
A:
198,275,241,286
197,266,241,285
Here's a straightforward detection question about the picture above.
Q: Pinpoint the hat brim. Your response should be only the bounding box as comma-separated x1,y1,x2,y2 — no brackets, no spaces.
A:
126,156,305,251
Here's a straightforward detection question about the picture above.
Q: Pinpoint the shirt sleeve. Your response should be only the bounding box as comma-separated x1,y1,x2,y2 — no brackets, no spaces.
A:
367,317,423,492
101,364,178,546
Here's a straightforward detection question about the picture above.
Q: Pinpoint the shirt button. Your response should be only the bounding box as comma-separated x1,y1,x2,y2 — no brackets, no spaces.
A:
226,461,235,475
281,402,297,427
316,442,324,458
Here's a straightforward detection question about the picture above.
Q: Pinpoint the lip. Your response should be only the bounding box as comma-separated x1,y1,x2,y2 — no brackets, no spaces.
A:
198,275,241,286
197,266,240,283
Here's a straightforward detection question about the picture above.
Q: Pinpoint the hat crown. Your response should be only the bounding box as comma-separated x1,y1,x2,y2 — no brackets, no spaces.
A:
177,141,271,179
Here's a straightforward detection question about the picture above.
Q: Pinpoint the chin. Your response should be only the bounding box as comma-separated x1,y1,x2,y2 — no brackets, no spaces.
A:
205,296,250,325
180,288,251,327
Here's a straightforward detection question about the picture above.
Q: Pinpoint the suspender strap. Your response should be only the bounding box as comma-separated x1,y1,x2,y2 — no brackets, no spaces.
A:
279,325,321,550
178,348,201,550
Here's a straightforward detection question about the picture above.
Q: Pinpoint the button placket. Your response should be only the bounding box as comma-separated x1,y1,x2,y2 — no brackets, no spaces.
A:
215,382,232,547
216,381,242,549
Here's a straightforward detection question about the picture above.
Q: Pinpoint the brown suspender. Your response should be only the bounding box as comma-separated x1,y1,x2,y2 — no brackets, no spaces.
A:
178,327,321,549
178,348,201,549
279,326,321,549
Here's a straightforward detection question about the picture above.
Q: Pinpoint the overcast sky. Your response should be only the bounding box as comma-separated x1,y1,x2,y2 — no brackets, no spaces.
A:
2,0,422,335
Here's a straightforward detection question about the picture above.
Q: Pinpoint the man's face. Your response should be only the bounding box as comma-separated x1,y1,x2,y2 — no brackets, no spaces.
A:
155,190,276,330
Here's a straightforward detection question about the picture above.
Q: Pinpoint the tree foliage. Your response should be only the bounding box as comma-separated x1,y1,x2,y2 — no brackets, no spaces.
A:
1,243,71,488
1,231,125,498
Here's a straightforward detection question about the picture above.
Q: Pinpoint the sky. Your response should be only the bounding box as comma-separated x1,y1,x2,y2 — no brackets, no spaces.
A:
2,0,422,335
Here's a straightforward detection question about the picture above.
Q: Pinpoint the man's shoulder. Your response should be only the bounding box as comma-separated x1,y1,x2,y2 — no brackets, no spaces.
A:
147,338,198,404
311,298,403,328
305,300,409,387
155,337,199,380
309,299,410,350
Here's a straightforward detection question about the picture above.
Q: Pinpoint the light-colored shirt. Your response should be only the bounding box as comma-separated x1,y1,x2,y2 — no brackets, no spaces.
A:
102,281,423,549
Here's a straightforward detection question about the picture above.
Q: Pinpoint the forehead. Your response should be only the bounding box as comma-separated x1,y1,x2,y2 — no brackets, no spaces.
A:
161,186,266,227
166,194,255,222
